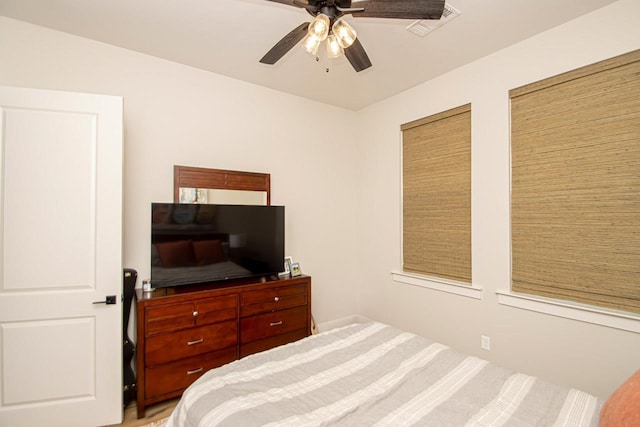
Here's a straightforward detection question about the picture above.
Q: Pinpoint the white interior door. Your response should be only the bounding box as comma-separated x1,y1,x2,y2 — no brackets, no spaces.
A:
0,86,123,426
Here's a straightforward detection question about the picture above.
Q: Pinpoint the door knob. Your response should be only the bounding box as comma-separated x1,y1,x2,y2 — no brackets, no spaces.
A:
93,295,117,305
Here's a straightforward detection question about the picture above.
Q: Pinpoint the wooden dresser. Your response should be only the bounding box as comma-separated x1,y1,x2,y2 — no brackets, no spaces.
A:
135,275,311,418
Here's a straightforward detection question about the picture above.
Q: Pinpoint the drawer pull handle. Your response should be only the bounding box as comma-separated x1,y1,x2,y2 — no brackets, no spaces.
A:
187,367,203,375
274,296,280,302
270,321,283,327
187,338,204,346
193,311,199,317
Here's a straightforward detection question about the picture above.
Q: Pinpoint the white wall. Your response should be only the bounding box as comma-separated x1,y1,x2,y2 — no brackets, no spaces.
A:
355,0,640,399
0,16,360,325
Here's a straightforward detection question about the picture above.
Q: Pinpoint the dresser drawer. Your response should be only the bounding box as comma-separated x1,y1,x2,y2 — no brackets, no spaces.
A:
145,294,237,336
146,320,237,366
144,347,237,399
145,301,195,336
240,306,308,344
194,294,237,326
240,284,307,317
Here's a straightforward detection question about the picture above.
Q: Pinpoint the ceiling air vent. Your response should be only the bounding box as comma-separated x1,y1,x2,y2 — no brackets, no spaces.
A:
406,3,461,37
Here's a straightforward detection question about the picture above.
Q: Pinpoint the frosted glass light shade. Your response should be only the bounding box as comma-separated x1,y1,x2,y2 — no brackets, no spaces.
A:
308,14,330,42
302,34,321,55
326,34,344,58
333,18,357,48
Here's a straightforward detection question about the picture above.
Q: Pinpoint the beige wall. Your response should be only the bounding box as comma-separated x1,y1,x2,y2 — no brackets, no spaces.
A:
355,0,640,399
1,0,638,402
0,16,360,325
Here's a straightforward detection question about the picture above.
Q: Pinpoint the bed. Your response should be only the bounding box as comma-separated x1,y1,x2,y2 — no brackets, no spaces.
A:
167,321,603,426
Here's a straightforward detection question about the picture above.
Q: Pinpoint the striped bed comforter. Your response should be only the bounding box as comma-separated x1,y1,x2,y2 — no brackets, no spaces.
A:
167,321,602,426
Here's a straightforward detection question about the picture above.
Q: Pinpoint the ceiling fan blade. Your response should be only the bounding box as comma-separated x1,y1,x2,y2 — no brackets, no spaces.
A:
260,22,309,65
352,0,445,19
344,38,372,72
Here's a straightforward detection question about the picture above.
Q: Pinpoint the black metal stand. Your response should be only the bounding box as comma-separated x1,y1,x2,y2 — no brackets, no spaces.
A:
123,268,137,408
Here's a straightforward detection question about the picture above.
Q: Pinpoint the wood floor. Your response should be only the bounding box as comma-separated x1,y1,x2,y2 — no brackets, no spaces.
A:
112,398,179,427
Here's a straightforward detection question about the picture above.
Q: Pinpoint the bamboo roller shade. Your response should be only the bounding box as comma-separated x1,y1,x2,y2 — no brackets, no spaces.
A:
510,49,640,314
401,104,471,283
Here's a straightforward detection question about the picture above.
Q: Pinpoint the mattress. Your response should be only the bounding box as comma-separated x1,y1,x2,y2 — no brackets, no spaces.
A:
167,321,602,426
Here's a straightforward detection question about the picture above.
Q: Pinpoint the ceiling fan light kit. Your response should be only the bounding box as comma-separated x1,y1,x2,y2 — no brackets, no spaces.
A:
303,14,355,59
260,0,446,72
308,13,330,41
326,34,344,58
303,33,322,55
333,19,357,48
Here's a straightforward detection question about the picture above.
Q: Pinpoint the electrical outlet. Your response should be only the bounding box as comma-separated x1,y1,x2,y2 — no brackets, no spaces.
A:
481,335,491,351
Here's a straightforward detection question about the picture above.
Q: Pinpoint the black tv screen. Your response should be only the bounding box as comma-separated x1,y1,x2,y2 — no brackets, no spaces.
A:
151,203,284,289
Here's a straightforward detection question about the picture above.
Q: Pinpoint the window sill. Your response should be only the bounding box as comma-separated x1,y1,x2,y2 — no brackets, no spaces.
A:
391,271,483,300
496,290,640,334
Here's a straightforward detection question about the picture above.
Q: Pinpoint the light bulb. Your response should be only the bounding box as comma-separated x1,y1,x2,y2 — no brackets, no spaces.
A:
332,18,357,48
302,34,321,55
308,14,330,42
326,34,344,59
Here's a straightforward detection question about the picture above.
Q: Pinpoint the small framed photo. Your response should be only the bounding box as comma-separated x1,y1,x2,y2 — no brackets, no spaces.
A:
290,262,302,277
283,256,293,274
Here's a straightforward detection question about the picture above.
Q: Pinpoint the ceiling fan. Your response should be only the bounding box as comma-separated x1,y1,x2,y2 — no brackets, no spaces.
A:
260,0,446,72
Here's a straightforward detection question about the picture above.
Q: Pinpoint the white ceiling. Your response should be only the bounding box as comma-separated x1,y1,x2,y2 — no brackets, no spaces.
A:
0,0,618,110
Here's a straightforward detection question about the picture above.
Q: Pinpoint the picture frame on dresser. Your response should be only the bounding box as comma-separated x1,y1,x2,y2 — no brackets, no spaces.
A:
291,262,302,277
284,256,293,274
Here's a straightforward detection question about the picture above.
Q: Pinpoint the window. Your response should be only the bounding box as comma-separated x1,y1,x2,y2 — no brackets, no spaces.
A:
401,104,471,284
510,49,640,314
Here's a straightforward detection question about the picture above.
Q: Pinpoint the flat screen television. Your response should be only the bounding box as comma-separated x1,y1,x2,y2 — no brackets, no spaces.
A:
150,203,284,289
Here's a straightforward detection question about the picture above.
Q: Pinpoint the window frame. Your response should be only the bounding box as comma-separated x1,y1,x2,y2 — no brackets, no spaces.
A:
395,104,480,298
507,49,640,326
